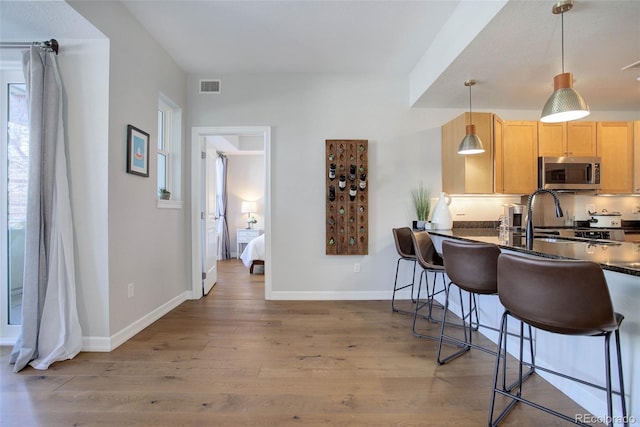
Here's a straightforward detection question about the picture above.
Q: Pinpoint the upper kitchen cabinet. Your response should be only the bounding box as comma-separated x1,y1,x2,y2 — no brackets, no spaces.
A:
597,121,633,194
538,121,597,157
633,121,640,193
496,121,538,194
441,112,496,194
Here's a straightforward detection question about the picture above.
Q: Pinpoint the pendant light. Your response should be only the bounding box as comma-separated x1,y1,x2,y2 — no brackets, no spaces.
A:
457,80,485,155
540,0,589,123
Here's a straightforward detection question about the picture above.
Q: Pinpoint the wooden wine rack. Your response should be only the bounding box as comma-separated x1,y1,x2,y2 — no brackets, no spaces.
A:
325,139,368,255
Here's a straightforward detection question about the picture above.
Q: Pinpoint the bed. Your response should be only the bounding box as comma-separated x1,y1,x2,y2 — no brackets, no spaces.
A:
240,233,265,274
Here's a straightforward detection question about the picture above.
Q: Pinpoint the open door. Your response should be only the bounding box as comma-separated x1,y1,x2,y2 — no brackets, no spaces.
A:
202,140,218,295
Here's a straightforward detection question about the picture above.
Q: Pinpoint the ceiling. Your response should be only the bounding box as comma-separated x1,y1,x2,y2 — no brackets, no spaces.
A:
2,0,639,113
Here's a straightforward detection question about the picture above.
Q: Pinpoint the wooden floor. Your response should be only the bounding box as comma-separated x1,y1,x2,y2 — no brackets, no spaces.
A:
1,259,598,426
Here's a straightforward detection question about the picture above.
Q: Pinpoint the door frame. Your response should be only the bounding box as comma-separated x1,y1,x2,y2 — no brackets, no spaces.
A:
190,126,272,300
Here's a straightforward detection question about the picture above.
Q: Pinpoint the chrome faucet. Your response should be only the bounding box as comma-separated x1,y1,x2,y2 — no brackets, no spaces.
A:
525,189,564,250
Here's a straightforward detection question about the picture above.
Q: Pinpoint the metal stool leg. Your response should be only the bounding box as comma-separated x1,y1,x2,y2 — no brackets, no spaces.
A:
489,313,627,427
412,270,453,341
392,257,417,314
437,282,472,364
613,329,629,427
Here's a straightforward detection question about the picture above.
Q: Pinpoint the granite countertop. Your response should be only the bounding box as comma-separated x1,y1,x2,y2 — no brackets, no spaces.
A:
427,227,640,277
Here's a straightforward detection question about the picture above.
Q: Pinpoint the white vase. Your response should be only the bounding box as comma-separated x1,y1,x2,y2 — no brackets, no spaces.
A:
431,192,453,230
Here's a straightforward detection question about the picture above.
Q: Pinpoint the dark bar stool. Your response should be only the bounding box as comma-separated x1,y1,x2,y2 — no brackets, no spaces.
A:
489,253,628,427
391,227,418,314
409,231,447,341
437,240,534,371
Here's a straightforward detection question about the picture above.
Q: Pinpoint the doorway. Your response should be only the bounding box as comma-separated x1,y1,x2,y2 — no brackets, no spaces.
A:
190,126,271,300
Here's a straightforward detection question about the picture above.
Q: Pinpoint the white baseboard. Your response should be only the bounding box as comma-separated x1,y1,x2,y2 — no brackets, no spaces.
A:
81,291,190,352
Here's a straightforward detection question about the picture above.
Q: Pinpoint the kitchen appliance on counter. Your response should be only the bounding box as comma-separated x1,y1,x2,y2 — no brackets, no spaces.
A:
503,204,525,230
538,156,601,191
588,209,622,228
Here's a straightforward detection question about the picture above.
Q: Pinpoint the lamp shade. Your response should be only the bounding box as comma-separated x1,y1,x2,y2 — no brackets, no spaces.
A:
540,72,590,123
458,124,485,155
241,201,256,214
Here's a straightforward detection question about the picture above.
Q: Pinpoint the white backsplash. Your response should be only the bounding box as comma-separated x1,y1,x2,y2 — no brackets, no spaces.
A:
435,195,522,222
441,194,640,224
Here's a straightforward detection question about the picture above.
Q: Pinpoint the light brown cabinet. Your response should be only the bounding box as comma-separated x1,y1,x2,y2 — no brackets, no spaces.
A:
633,121,640,193
441,112,495,194
441,116,633,196
538,121,597,157
496,121,538,194
597,121,633,194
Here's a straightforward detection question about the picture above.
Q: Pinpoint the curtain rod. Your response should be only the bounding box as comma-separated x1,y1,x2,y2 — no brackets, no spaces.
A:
0,39,59,55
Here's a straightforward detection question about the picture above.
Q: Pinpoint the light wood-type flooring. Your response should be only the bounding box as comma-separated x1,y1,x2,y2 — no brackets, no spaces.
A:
1,259,601,426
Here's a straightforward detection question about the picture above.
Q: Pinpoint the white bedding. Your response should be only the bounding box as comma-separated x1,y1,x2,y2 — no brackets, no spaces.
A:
240,233,265,268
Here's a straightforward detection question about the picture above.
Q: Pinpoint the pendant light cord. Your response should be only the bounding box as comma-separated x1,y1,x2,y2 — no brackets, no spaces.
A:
468,84,473,124
561,12,565,73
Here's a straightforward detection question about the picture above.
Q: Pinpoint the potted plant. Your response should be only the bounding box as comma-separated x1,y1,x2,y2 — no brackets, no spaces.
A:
159,188,171,200
411,183,431,230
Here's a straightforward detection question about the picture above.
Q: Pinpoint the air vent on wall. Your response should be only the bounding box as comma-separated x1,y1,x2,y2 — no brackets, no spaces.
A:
199,79,221,94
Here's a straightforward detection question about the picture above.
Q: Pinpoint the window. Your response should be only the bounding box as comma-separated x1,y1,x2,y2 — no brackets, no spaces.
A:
2,69,28,338
157,106,169,193
157,94,182,208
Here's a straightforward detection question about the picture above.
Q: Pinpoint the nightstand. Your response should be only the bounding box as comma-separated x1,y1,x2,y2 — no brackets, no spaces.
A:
237,229,261,259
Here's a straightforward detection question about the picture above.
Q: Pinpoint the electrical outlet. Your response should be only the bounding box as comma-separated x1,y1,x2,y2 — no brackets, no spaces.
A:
353,263,360,273
633,206,640,215
455,206,465,216
128,283,134,298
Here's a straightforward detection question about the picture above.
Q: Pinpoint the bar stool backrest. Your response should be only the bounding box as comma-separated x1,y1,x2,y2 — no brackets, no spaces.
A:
410,232,444,269
393,227,416,259
497,253,618,336
442,240,500,295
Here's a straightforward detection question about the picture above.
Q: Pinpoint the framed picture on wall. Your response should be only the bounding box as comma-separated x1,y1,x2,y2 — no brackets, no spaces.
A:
126,124,150,177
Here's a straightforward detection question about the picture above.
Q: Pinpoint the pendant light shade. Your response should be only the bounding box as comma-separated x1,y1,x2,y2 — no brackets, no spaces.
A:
458,80,484,155
540,0,590,123
540,72,589,122
458,125,485,155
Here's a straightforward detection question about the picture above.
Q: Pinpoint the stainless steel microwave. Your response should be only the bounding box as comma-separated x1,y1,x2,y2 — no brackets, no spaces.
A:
538,156,601,191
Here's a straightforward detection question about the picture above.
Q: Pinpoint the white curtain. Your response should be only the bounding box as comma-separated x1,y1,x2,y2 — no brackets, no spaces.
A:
216,155,231,259
10,45,82,372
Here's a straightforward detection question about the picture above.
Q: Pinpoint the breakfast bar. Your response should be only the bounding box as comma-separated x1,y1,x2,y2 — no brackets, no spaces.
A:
426,227,639,425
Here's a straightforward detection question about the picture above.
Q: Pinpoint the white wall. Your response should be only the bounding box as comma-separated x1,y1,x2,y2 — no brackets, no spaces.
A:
68,1,190,345
188,73,453,298
58,38,111,342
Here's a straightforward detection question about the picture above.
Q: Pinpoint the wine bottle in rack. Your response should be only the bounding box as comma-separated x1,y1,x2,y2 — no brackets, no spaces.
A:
349,164,356,181
328,163,336,180
359,173,366,190
338,175,346,190
349,185,357,201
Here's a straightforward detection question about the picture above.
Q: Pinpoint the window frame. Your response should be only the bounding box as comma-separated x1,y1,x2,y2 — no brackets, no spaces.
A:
1,70,27,341
156,93,182,209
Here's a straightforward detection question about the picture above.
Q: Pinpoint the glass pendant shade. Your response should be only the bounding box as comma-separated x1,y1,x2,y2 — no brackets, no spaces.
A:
458,124,485,155
540,72,590,123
